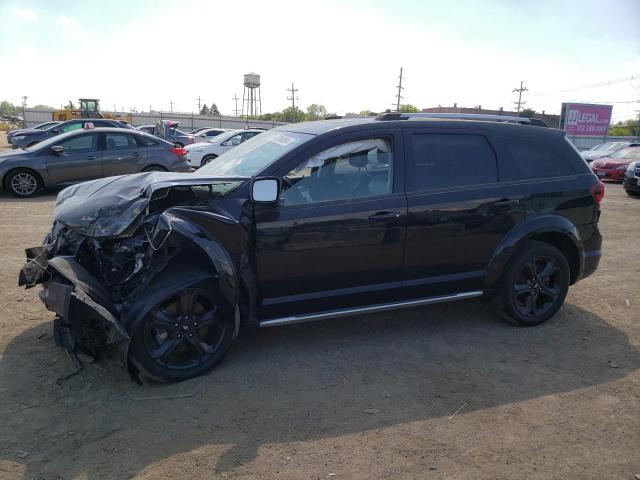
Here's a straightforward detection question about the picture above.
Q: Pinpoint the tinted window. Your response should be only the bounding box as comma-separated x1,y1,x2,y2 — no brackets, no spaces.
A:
58,134,96,152
61,122,83,133
105,133,137,149
241,131,259,141
500,138,577,180
281,138,393,206
137,136,158,147
93,120,113,127
407,134,497,191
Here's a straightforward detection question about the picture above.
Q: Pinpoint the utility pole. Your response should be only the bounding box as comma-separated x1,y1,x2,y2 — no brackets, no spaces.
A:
395,67,404,112
512,80,528,113
232,94,240,117
170,100,174,113
149,104,152,112
286,82,299,122
21,96,27,127
196,96,202,113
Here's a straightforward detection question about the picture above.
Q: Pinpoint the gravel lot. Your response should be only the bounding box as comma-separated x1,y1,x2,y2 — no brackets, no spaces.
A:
0,132,638,479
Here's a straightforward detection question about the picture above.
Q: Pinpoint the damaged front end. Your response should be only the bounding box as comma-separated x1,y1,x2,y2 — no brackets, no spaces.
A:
19,172,248,377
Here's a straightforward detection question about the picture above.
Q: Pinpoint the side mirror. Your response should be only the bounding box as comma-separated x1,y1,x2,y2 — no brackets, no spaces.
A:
50,145,65,156
49,129,60,134
251,178,280,203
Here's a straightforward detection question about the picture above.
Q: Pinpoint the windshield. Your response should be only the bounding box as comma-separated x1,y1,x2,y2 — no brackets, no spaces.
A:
609,148,640,160
198,130,313,177
34,122,57,130
593,142,623,152
603,142,625,151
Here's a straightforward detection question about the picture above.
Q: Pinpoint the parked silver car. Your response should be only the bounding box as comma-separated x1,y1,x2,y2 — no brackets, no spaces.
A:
0,128,190,197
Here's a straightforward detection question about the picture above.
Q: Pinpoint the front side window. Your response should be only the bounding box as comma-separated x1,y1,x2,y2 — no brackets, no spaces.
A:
407,134,497,191
58,134,96,152
281,138,393,206
105,133,137,150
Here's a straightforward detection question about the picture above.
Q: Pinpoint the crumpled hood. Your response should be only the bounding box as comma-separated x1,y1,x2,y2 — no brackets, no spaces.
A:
53,171,239,237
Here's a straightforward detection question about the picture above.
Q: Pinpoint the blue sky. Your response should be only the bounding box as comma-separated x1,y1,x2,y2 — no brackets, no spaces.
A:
1,0,638,120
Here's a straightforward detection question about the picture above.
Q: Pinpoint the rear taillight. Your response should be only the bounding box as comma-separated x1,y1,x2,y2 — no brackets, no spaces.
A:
591,180,605,205
169,147,187,156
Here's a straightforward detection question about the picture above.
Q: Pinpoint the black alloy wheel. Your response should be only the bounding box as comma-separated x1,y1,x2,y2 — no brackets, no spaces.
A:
512,256,562,318
496,241,570,326
130,280,236,382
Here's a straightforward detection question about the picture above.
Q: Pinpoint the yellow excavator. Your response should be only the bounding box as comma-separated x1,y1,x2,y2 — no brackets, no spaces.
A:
53,98,132,124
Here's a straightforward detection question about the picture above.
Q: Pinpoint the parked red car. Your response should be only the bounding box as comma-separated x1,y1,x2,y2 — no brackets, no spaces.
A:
591,147,640,181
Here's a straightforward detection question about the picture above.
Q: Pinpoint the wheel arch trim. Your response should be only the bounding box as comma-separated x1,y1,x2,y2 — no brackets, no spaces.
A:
485,214,584,289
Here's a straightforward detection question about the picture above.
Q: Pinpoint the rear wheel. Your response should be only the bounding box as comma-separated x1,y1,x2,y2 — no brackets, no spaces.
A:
201,154,218,166
494,241,569,326
129,280,237,382
625,189,640,197
5,168,43,198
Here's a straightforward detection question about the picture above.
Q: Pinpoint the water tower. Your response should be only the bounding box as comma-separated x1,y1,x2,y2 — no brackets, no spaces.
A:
242,73,262,118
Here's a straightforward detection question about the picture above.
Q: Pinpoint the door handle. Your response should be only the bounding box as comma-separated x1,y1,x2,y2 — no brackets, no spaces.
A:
494,198,519,207
132,152,141,157
368,211,401,221
87,155,97,160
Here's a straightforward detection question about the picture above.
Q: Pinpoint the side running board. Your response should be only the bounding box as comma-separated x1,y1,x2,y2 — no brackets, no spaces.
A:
259,291,483,328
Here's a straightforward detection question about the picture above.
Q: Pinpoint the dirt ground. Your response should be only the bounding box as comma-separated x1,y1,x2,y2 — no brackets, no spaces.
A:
0,132,638,480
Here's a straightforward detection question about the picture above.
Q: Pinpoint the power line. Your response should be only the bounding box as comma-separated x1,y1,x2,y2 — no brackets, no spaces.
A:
395,67,404,112
286,82,299,122
232,94,240,117
512,81,528,113
558,75,639,92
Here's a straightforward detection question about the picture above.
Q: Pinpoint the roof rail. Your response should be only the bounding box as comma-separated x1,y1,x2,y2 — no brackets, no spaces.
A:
375,112,548,127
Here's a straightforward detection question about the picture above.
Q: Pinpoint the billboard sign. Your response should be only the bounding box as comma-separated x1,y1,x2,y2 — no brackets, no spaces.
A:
560,103,613,137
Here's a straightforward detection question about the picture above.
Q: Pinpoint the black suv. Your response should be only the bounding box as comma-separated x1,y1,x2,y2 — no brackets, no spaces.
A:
20,114,604,382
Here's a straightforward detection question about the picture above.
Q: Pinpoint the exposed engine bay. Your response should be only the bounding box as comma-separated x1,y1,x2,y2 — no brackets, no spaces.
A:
19,172,248,378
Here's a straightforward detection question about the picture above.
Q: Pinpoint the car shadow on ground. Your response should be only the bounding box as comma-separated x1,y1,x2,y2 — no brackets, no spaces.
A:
0,300,638,478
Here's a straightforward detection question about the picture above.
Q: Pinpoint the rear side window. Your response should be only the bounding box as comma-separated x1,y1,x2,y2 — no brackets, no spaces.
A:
500,138,578,180
137,136,158,147
105,133,137,150
407,133,497,191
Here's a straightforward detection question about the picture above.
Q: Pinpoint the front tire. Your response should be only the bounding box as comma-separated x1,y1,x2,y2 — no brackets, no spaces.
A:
5,168,43,197
494,241,570,326
625,189,640,197
129,280,237,382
